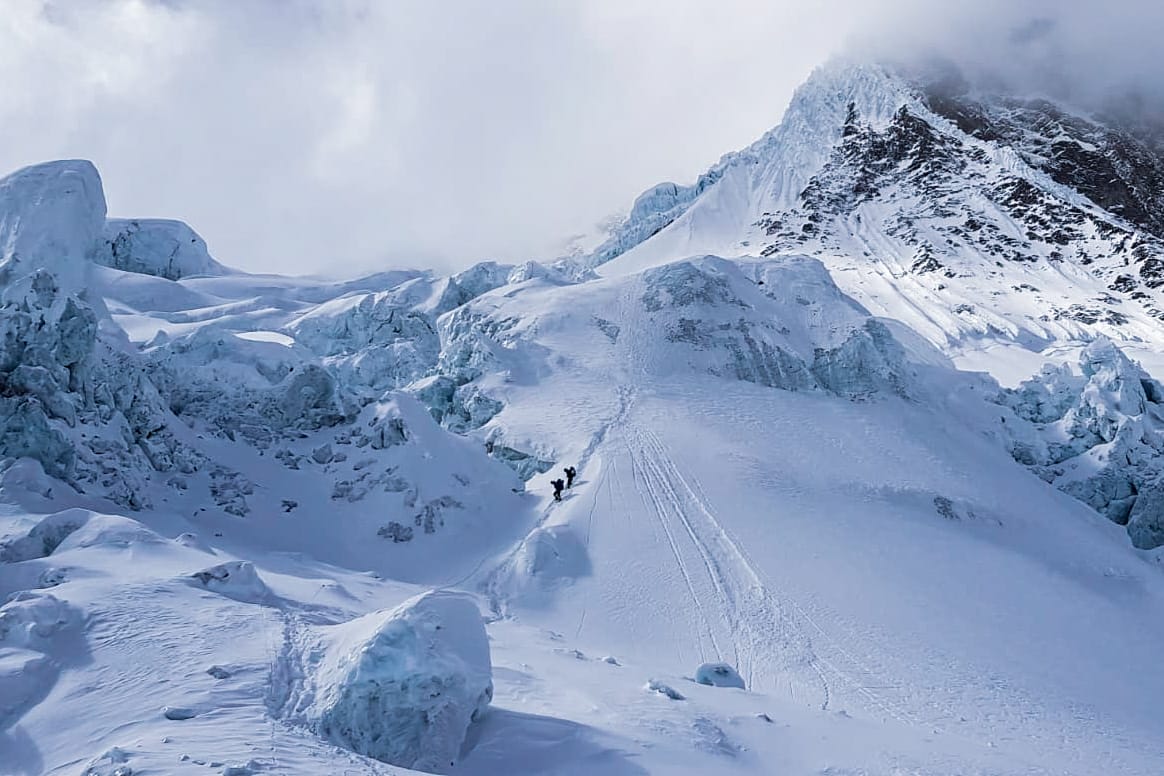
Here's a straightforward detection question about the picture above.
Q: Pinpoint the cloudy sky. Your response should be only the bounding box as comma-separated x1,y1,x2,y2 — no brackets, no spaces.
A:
0,1,1159,276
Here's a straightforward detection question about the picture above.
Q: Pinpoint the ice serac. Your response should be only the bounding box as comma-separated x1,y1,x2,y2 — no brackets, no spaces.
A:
635,255,918,397
286,289,440,395
306,590,492,772
0,160,106,298
1000,336,1164,548
0,160,206,507
97,218,229,280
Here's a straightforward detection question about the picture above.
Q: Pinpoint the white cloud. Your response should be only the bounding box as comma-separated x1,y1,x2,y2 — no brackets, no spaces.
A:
0,0,1159,276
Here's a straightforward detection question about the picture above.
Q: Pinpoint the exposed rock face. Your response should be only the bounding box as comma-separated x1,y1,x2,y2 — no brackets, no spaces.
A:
918,68,1164,242
759,90,1164,318
576,60,1164,348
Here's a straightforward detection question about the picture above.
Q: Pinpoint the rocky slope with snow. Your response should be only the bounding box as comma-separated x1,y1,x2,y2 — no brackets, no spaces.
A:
588,61,1164,352
2,56,1164,776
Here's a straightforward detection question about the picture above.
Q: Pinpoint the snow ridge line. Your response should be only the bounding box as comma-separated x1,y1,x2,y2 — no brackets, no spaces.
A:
479,383,637,618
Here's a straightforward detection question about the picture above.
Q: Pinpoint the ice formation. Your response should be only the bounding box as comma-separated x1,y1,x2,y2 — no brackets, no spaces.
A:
1000,337,1164,548
97,219,228,280
304,591,492,772
4,52,1164,774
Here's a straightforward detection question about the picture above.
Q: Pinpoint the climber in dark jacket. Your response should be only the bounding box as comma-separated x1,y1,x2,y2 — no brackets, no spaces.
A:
551,478,565,501
564,466,577,488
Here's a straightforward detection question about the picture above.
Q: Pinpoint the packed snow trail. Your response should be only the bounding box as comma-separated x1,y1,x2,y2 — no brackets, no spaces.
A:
622,419,830,704
476,384,635,617
483,371,1164,774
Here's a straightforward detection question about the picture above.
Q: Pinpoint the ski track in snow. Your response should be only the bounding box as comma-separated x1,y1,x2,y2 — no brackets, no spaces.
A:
614,410,936,724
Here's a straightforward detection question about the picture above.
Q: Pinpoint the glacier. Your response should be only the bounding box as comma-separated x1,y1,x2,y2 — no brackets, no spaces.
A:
2,56,1164,776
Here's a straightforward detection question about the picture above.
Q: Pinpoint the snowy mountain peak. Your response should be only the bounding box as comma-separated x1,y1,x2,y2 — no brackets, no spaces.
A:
584,59,1164,364
580,62,924,269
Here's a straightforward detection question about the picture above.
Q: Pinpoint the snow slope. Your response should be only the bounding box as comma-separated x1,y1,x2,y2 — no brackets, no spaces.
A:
437,251,1164,774
3,60,1164,776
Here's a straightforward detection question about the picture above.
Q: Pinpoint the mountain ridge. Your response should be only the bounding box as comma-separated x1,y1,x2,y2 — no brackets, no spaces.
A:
584,59,1164,360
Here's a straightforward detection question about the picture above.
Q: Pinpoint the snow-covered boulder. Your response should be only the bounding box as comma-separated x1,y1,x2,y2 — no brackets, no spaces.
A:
187,561,274,605
56,513,164,552
695,662,746,689
645,678,686,700
0,591,76,730
496,525,592,605
0,508,92,562
306,591,492,772
0,591,74,652
0,647,55,730
97,218,228,280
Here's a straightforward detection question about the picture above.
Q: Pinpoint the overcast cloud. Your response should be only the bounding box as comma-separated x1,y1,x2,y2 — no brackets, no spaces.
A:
0,1,1160,276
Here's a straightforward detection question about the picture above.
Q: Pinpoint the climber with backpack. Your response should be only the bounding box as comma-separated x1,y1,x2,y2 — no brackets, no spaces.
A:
564,466,577,488
551,478,565,501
